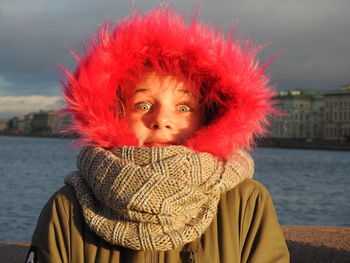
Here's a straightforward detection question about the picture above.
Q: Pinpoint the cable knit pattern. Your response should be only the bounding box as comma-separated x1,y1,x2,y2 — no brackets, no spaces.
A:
65,146,254,251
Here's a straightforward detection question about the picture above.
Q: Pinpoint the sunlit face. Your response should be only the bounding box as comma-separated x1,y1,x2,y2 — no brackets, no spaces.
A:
124,71,203,147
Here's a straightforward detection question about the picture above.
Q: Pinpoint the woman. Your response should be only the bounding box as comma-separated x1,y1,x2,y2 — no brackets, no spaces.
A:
27,7,289,263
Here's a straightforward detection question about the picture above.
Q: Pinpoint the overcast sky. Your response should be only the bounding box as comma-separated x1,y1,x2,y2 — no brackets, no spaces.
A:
1,0,349,118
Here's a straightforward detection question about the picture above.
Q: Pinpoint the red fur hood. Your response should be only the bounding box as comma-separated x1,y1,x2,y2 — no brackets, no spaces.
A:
62,7,276,160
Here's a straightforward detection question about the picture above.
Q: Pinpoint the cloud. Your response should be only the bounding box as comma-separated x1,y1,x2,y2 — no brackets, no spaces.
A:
0,0,349,101
0,95,62,119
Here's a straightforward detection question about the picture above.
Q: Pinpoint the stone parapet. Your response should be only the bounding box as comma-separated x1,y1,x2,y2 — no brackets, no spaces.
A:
283,226,350,263
0,226,349,263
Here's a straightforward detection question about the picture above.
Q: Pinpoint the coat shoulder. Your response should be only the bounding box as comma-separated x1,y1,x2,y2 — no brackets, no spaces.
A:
225,178,271,200
54,184,78,201
44,184,79,215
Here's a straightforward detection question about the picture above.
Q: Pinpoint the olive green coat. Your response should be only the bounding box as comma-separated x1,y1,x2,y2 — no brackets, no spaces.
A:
28,179,289,263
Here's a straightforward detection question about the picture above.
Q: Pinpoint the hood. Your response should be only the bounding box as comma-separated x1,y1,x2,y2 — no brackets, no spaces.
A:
62,7,276,160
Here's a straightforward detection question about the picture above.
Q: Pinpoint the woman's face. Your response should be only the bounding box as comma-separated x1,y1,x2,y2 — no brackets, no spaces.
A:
124,71,203,147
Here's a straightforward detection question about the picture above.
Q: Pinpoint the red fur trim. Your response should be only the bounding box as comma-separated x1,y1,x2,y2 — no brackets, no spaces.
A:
62,7,277,159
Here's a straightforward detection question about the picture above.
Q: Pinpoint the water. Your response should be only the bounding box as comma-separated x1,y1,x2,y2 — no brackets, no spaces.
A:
251,148,350,227
0,136,349,242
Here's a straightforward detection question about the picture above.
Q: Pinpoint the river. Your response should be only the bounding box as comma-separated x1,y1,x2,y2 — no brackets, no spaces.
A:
0,136,349,242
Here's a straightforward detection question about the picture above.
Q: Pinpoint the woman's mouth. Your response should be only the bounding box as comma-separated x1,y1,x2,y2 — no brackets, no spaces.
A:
143,141,177,147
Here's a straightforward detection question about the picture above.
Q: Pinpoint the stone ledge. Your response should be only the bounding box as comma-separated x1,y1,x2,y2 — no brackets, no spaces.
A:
282,226,350,263
0,226,349,263
0,242,29,263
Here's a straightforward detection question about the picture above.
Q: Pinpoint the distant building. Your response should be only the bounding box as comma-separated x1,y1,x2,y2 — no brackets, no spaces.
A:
12,115,26,135
24,113,34,135
3,110,72,137
51,113,72,135
29,110,72,136
323,85,350,141
0,119,9,134
307,92,324,139
6,118,14,131
31,110,57,136
271,89,324,139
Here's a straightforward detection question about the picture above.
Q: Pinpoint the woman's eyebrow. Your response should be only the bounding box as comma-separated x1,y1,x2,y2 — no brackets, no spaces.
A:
176,89,198,99
133,88,149,94
177,89,190,94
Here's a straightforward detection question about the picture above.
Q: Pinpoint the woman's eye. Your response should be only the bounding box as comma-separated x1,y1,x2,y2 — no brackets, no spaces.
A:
177,104,192,113
135,103,151,111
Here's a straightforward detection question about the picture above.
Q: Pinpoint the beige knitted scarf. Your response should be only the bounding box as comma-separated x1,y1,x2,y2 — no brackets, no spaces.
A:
65,146,254,251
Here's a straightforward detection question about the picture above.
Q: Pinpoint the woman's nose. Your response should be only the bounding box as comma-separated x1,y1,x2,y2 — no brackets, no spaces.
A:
149,108,173,130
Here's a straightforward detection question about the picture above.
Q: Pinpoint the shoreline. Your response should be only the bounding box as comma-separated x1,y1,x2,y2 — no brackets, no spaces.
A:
258,138,350,151
2,134,350,151
0,134,76,139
